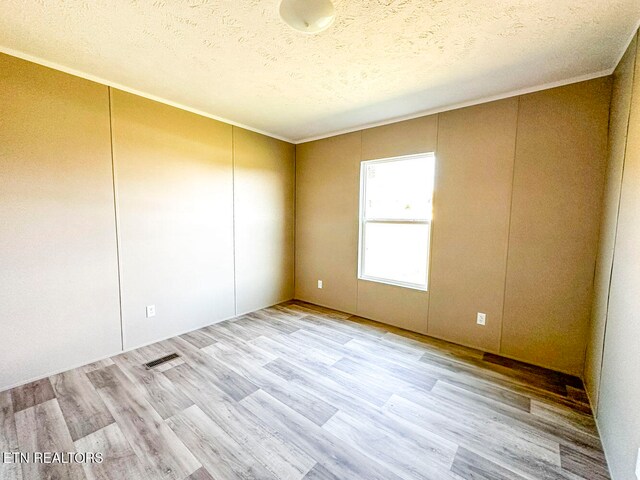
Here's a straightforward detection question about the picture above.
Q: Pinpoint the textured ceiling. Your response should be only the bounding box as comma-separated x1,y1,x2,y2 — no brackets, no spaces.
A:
1,0,638,142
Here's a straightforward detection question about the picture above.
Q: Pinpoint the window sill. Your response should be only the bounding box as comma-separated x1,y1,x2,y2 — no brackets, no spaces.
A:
358,275,428,292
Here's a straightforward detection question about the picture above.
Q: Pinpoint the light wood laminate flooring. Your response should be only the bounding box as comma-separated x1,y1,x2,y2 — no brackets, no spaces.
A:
0,301,609,480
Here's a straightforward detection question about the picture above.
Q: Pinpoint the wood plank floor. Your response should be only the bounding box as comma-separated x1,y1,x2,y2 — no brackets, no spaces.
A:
0,300,610,480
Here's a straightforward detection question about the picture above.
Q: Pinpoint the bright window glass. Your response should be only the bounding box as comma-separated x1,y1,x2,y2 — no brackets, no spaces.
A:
358,153,436,290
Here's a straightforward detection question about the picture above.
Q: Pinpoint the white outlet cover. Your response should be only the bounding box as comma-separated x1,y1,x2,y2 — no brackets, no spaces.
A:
635,447,640,479
146,305,156,318
318,280,323,289
477,312,486,325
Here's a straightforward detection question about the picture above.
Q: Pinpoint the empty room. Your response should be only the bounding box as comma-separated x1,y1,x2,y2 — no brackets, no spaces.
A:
1,1,640,479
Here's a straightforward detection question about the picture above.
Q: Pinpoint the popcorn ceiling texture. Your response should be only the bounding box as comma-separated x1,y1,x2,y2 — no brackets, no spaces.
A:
0,0,638,141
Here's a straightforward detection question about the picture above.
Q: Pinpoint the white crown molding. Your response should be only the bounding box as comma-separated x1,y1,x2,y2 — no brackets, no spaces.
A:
294,68,614,144
1,43,627,146
609,19,640,77
0,45,295,144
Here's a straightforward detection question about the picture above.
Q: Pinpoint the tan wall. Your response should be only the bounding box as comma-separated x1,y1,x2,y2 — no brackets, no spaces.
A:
233,128,295,315
429,99,518,351
502,79,611,374
295,78,611,375
585,34,637,411
0,54,295,390
111,90,236,348
0,54,122,389
587,31,640,480
295,133,361,314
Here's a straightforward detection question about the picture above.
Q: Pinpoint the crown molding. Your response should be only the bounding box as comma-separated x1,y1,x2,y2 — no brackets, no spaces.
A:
293,68,614,144
0,45,294,143
1,44,625,146
608,19,640,78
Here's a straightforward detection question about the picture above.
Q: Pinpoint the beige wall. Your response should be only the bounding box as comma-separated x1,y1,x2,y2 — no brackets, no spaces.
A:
429,99,518,351
295,77,611,375
585,34,637,411
587,30,640,480
111,91,236,348
0,54,295,391
0,54,122,389
295,132,361,314
233,128,295,315
502,80,611,374
0,46,620,394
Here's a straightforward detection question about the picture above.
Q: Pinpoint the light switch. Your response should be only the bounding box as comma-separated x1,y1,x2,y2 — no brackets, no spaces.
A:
146,305,156,318
317,280,323,289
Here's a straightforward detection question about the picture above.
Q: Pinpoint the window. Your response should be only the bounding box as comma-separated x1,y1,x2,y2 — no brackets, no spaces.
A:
358,153,436,291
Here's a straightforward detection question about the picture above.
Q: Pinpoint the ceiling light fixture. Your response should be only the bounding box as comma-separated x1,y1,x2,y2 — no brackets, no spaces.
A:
279,0,336,34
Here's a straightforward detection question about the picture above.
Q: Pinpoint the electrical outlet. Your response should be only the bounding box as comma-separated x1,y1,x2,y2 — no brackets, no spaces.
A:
635,447,640,479
146,305,156,318
477,312,486,325
317,280,323,289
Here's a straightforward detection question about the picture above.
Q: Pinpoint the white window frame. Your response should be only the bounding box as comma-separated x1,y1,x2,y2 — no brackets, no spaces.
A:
357,152,435,291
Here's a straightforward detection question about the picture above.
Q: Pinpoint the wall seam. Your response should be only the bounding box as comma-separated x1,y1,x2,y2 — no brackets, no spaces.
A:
498,96,521,355
107,87,125,351
426,114,440,334
231,127,238,316
595,32,638,415
581,77,615,387
292,143,297,301
355,130,363,315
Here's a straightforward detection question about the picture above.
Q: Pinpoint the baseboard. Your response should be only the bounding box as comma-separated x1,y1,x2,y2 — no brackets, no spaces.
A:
293,297,584,380
584,383,614,479
1,298,292,393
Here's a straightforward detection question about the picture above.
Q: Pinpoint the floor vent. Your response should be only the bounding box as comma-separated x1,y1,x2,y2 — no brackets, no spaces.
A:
144,353,180,370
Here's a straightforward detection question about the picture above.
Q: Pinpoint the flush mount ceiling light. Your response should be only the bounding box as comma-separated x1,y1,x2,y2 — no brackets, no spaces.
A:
279,0,336,34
